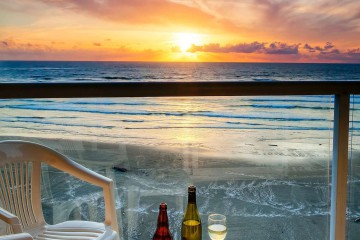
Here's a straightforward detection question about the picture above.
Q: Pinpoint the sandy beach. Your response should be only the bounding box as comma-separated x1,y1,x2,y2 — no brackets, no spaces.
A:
1,135,359,239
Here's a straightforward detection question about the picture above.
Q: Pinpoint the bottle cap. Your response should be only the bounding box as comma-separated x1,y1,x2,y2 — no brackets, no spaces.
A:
188,185,196,192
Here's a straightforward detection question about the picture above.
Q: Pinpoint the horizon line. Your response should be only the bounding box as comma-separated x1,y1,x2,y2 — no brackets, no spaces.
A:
1,60,359,64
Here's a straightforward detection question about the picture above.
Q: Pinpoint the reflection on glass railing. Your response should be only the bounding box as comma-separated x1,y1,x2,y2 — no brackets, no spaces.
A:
0,96,337,239
347,95,360,239
38,134,332,239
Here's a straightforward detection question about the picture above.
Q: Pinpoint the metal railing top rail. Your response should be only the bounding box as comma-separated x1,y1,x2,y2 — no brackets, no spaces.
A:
0,81,359,98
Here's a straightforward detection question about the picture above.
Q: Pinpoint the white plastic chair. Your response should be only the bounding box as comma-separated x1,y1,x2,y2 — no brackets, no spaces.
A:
0,140,120,240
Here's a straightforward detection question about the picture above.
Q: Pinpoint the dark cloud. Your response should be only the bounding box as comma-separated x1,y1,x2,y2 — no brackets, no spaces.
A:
1,41,9,47
227,42,265,53
303,42,340,54
264,42,299,54
93,42,101,46
188,42,265,53
347,48,360,56
0,38,52,52
302,42,359,62
304,44,316,53
185,40,360,62
317,48,360,63
0,39,15,48
324,42,335,50
188,41,299,55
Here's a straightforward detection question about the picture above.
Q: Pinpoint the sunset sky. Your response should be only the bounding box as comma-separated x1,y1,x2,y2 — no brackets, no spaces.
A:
0,0,359,62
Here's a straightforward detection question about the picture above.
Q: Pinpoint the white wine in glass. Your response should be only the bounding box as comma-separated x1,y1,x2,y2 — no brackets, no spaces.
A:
208,214,227,240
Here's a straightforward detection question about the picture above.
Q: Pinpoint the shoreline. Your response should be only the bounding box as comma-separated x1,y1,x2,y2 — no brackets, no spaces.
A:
0,135,330,181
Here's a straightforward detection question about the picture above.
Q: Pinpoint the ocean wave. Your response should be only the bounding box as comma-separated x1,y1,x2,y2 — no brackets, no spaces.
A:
64,100,162,106
244,97,333,103
228,104,333,110
123,125,331,131
1,117,114,129
2,104,329,123
252,78,278,82
102,76,132,80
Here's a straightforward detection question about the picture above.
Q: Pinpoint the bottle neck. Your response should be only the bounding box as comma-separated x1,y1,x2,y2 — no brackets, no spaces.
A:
188,191,197,204
157,208,169,227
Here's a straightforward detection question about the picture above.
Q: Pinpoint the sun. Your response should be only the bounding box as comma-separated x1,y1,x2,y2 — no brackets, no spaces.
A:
174,32,203,53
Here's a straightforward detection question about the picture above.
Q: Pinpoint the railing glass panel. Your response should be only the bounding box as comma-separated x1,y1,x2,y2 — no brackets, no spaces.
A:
347,94,360,239
0,96,334,239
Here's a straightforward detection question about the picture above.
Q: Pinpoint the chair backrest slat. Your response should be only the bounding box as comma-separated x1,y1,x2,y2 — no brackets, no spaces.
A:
2,164,15,215
0,166,11,212
9,163,22,224
13,162,24,225
24,161,36,226
21,162,34,227
0,161,38,229
18,162,28,227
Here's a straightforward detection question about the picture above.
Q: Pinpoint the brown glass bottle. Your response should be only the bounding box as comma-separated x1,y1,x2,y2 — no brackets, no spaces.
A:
153,203,173,240
181,185,202,240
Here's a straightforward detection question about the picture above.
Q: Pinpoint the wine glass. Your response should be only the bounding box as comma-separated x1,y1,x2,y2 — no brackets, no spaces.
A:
208,213,227,240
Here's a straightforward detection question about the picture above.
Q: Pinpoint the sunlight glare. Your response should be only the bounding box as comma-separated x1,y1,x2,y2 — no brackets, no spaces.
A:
174,32,202,52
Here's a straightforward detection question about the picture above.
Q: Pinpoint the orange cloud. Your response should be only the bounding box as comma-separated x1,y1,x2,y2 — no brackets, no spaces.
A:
0,38,167,61
38,0,235,32
1,0,359,62
1,38,359,62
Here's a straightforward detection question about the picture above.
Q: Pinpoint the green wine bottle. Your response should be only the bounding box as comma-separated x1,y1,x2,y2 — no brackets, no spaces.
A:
181,185,202,240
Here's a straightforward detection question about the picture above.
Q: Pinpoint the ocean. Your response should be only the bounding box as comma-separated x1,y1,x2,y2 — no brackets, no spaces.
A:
1,61,360,83
1,61,359,145
0,61,359,239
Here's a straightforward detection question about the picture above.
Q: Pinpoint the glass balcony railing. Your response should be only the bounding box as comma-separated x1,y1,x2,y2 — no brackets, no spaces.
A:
0,81,359,240
347,95,360,239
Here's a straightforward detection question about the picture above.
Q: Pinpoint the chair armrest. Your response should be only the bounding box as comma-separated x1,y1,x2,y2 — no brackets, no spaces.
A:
0,208,22,234
0,233,33,240
47,154,120,235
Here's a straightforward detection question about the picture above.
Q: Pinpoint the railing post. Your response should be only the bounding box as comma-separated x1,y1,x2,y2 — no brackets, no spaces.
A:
330,94,350,240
